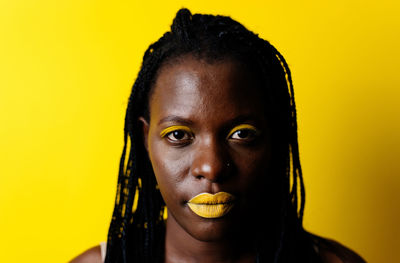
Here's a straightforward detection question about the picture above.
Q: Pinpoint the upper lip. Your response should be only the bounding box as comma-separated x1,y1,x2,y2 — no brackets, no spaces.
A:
188,192,236,205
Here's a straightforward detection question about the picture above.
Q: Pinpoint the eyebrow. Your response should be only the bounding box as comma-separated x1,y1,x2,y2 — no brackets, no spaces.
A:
157,114,262,127
158,115,194,126
228,114,262,126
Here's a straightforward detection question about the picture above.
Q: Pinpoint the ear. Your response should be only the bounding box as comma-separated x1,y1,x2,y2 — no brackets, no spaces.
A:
138,117,150,153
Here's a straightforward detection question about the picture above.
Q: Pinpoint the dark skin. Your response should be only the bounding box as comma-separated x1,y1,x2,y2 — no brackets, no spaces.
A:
141,55,271,262
70,55,365,263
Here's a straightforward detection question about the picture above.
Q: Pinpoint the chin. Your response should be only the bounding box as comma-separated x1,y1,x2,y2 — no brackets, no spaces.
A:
189,228,231,242
185,216,240,242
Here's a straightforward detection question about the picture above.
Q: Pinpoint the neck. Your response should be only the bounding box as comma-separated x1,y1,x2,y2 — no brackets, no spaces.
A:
164,215,257,263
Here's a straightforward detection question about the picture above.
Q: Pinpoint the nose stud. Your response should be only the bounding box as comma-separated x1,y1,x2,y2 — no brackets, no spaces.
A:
226,162,231,167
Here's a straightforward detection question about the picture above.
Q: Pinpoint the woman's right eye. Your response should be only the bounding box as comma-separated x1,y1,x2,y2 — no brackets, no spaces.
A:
160,126,194,144
165,130,192,142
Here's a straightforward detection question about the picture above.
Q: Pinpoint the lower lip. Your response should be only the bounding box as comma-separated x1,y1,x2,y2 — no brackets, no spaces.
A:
187,203,234,218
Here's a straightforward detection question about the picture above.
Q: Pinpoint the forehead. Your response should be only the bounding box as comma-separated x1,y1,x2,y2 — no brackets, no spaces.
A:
149,56,265,124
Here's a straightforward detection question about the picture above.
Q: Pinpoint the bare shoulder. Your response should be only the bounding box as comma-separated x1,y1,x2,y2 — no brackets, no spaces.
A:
69,245,103,263
312,235,366,263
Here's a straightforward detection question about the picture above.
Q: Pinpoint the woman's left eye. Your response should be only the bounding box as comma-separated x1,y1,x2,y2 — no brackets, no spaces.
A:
227,124,260,142
230,129,258,140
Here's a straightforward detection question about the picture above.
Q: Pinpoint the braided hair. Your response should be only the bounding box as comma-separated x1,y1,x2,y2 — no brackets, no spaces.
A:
105,8,320,263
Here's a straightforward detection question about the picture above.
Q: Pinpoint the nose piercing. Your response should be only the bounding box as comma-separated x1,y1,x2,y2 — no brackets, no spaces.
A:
226,162,231,167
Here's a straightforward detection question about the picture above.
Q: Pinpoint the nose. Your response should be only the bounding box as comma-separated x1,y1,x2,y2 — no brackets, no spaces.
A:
190,137,231,183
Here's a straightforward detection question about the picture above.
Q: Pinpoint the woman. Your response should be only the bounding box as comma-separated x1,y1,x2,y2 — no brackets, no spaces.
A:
71,8,366,263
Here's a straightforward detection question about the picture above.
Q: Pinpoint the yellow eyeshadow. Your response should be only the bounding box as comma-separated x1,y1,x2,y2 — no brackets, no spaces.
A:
159,125,192,138
226,124,259,139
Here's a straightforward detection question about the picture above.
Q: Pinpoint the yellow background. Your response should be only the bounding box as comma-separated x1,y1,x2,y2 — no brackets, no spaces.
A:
0,0,399,262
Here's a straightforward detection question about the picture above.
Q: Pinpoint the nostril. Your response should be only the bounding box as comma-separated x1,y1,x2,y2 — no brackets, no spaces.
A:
195,175,205,180
191,153,228,182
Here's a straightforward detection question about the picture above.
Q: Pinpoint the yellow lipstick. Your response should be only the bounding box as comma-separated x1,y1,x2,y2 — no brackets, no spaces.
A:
187,192,235,218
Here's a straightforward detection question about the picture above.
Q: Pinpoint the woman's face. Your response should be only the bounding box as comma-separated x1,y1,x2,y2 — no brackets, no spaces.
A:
140,55,273,243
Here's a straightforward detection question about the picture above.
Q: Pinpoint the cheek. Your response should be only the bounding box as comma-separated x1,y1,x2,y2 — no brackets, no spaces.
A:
234,148,276,212
235,146,272,182
148,141,191,202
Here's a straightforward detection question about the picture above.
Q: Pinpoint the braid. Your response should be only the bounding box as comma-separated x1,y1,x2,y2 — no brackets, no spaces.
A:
105,8,317,263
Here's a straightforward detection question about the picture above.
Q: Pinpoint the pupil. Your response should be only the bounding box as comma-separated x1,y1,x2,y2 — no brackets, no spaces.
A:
237,130,249,138
173,131,184,139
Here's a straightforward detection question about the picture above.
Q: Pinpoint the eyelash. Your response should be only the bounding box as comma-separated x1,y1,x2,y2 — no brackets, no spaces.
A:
165,130,193,142
160,124,260,144
160,126,194,143
226,124,260,142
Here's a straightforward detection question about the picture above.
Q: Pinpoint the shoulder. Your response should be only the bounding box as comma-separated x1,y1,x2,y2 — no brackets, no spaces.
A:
69,245,103,263
312,235,366,263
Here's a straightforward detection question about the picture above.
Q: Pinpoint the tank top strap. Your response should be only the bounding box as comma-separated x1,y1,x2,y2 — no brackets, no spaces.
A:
100,241,107,262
